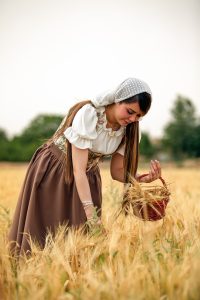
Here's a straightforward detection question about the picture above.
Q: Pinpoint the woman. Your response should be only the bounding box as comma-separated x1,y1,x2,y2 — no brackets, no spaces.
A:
8,77,161,255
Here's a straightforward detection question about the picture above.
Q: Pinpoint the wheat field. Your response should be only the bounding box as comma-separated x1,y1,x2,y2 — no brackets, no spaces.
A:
0,162,200,300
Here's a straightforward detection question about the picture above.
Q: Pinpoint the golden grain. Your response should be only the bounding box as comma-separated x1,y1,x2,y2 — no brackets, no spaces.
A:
0,162,200,299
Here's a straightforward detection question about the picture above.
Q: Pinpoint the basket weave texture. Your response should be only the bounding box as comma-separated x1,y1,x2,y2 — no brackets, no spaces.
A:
122,175,170,221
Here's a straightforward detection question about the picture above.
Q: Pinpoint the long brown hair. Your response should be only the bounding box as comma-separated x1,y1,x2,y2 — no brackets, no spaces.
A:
49,100,92,184
123,122,139,182
120,92,152,182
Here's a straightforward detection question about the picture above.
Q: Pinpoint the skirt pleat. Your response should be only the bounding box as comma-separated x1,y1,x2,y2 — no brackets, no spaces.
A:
8,143,102,255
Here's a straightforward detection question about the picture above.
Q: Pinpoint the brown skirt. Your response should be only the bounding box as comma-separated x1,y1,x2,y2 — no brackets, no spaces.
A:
8,143,102,255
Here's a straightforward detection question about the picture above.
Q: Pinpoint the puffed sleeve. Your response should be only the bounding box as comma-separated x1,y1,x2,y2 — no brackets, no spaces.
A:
116,129,142,156
64,104,98,149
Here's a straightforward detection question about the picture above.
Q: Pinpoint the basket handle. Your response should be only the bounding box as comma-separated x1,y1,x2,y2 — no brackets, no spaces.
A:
137,174,167,188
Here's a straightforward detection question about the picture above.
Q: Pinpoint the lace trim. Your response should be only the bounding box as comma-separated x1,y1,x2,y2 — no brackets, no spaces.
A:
96,106,125,137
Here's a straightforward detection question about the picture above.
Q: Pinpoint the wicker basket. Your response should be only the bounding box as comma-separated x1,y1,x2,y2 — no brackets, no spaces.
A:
122,175,170,221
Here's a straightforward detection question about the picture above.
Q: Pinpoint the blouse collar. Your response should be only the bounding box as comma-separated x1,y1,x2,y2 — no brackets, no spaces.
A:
96,106,125,137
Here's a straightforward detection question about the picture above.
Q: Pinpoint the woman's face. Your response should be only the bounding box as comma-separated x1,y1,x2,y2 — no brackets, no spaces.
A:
115,101,145,126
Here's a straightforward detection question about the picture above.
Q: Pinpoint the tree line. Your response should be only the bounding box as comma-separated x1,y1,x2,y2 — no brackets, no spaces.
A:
0,95,200,162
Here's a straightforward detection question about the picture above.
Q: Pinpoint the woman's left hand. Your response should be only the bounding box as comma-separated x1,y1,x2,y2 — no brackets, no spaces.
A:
137,160,161,183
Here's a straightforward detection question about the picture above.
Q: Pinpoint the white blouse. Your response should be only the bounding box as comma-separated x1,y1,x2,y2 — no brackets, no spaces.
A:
63,104,126,155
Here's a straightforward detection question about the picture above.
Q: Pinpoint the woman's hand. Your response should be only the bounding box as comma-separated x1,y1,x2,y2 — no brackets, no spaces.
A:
84,205,106,233
84,205,96,219
137,160,161,183
84,205,101,224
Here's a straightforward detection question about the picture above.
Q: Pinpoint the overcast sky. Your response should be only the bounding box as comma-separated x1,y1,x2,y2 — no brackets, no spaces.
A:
0,0,199,138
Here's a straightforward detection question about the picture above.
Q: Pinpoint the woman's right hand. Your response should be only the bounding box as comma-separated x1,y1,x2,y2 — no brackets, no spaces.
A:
84,205,97,220
84,205,100,224
84,205,104,230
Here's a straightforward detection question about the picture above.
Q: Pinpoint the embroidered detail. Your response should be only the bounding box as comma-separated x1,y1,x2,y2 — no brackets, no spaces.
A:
54,135,66,153
96,106,125,137
87,150,107,171
53,136,108,171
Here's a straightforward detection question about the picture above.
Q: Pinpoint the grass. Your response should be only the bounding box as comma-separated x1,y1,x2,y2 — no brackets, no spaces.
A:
0,162,200,299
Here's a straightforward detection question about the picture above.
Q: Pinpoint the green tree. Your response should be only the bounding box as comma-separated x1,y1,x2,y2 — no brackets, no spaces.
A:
139,132,155,158
20,114,64,144
161,95,199,159
189,122,200,157
0,129,9,160
5,114,64,161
